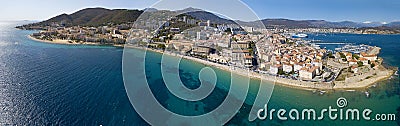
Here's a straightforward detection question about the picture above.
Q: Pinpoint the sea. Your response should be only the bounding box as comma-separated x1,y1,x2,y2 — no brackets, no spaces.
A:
0,21,399,125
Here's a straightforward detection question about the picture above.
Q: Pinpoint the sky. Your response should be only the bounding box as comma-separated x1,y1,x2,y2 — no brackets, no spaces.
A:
0,0,399,22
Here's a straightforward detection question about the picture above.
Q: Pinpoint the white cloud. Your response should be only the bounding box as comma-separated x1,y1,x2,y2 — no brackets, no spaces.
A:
363,21,372,24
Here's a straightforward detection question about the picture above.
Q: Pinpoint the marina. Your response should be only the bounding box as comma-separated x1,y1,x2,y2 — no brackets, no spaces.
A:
1,22,400,125
365,91,370,98
334,44,372,53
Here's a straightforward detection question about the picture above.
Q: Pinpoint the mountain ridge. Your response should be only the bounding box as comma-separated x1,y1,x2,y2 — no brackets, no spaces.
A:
17,8,143,29
17,7,400,31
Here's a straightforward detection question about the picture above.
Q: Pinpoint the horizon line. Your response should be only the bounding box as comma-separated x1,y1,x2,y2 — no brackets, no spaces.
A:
3,6,400,23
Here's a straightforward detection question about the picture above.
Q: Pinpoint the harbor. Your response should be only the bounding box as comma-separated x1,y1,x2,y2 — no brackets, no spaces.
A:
334,44,375,54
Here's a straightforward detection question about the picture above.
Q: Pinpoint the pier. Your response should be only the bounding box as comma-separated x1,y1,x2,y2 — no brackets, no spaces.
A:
312,42,350,45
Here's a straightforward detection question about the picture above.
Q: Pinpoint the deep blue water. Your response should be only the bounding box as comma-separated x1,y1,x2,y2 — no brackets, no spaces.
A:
1,21,400,125
0,21,147,125
306,33,400,67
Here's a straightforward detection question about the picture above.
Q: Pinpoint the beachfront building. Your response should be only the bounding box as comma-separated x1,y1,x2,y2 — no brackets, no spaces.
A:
231,50,252,68
360,52,378,61
196,31,208,40
208,54,228,64
348,59,358,66
351,65,359,73
260,53,271,62
359,57,369,65
270,64,282,75
294,62,305,72
312,60,323,70
299,66,318,80
231,41,249,49
283,63,293,73
191,46,211,56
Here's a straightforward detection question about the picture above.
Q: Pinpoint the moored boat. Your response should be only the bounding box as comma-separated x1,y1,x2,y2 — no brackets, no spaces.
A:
292,33,308,38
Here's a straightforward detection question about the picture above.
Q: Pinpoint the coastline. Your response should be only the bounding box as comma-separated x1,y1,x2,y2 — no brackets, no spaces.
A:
28,36,396,91
124,45,395,91
28,35,124,47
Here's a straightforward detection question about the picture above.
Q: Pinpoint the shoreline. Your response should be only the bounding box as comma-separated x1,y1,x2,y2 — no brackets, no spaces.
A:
125,45,395,91
28,36,396,91
28,35,124,47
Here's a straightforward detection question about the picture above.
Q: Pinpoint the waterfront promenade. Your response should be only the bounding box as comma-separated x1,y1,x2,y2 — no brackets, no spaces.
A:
130,45,394,90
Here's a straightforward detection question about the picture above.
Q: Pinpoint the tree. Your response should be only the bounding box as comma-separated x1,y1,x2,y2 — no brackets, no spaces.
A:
248,49,254,56
353,54,360,60
339,52,346,59
278,69,285,75
357,61,363,67
157,44,166,50
328,52,335,58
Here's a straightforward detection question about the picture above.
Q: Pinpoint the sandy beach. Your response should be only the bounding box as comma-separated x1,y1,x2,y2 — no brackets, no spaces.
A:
28,35,123,46
29,35,395,91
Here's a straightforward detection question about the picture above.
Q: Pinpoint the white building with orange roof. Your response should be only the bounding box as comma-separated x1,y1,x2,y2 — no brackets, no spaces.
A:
244,55,253,68
360,52,377,61
312,60,323,70
359,57,369,65
313,66,321,75
289,60,297,65
260,53,271,62
283,63,293,73
294,62,305,72
348,59,358,66
299,67,317,80
344,52,352,60
316,53,324,60
351,65,359,73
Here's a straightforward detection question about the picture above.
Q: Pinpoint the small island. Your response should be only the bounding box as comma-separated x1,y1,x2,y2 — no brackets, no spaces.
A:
19,7,397,90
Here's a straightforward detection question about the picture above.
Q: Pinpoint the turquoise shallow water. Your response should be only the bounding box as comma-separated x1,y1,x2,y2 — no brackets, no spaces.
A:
0,21,399,125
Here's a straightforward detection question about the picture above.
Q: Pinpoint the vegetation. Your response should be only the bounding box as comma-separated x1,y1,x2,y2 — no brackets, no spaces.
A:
231,36,238,42
225,28,232,34
157,44,166,50
278,69,285,75
248,41,255,49
352,54,360,60
357,61,363,67
370,63,375,68
339,52,346,59
338,52,347,61
335,68,347,81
